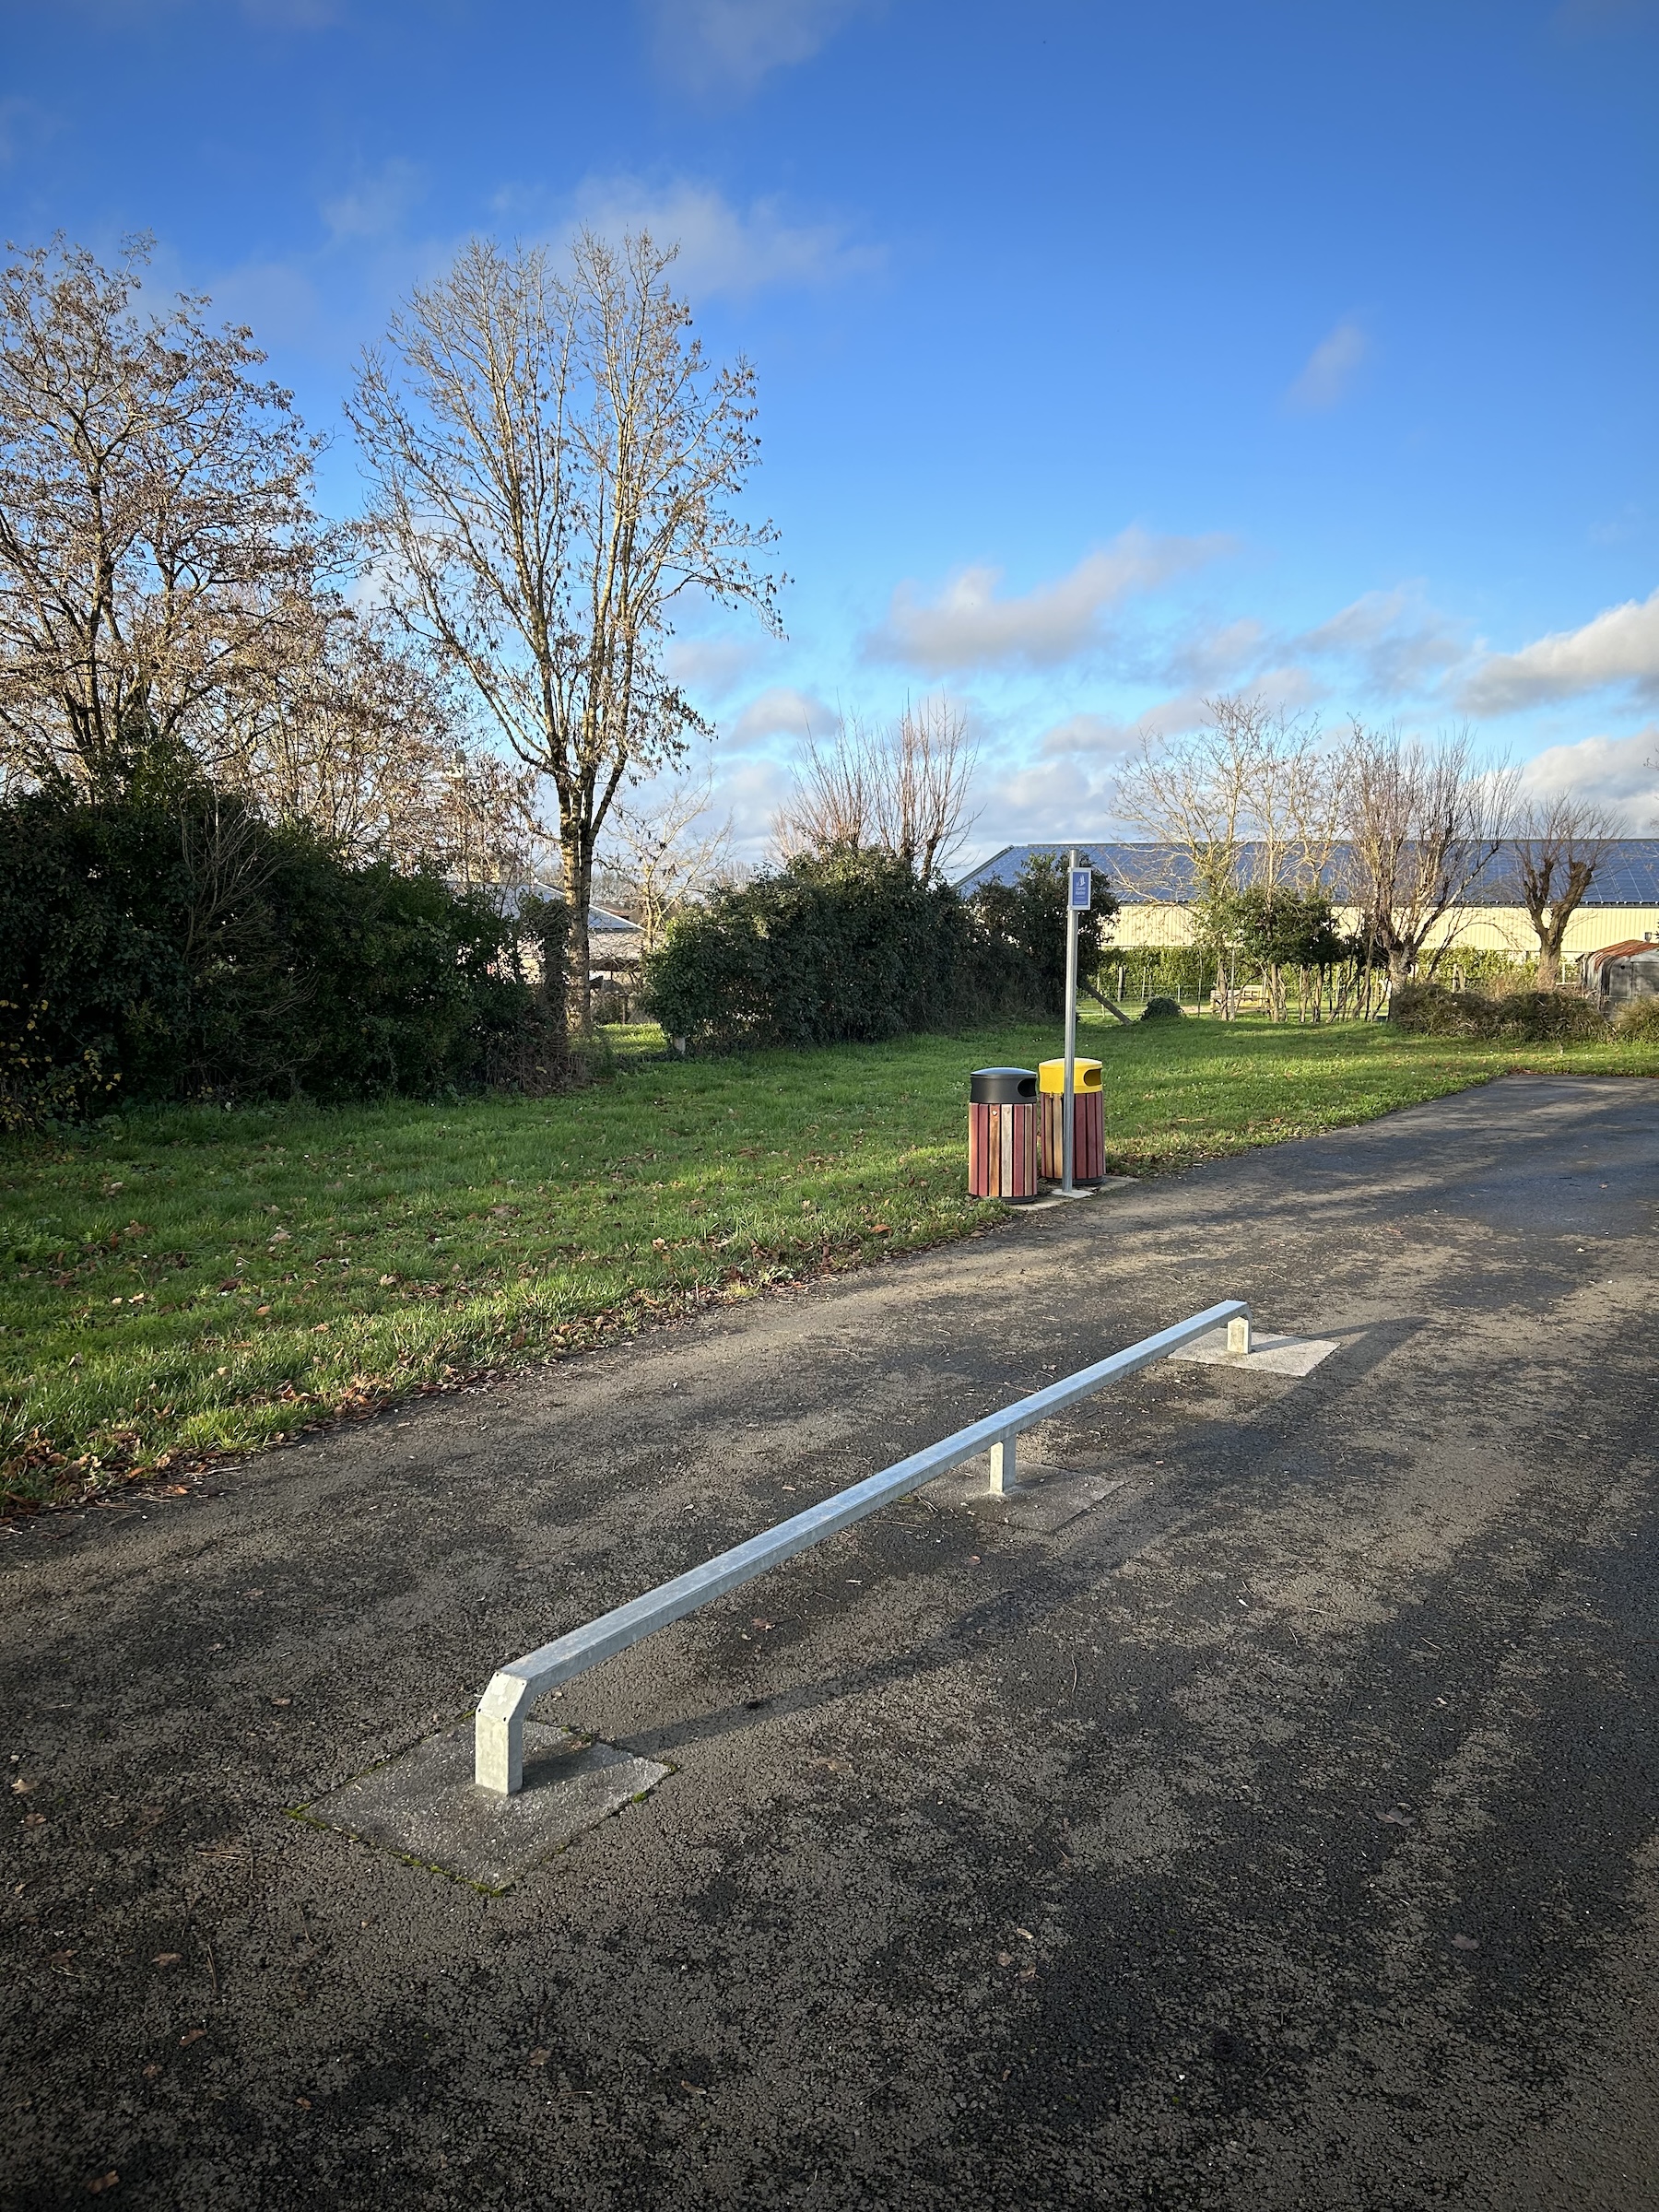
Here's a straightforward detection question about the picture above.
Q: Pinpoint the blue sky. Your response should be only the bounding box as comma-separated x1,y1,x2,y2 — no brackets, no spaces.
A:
3,0,1656,861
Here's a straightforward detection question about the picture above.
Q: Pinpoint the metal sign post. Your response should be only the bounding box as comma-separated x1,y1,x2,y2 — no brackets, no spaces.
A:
1062,851,1090,1194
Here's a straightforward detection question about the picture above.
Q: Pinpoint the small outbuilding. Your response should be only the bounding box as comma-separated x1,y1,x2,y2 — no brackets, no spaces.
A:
1580,938,1659,1005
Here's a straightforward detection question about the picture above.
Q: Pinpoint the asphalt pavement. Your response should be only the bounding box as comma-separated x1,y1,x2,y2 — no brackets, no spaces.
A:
4,1074,1656,2211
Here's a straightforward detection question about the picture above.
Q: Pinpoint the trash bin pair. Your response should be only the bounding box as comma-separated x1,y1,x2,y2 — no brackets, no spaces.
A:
967,1061,1104,1202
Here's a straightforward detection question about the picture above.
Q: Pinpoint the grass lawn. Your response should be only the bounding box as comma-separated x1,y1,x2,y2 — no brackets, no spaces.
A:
4,1012,1656,1508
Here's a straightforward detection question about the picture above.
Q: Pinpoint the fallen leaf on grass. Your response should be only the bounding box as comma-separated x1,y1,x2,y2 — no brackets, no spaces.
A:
179,2029,205,2047
84,2172,119,2194
143,2065,160,2080
1452,1934,1480,1951
269,1696,291,1709
295,2097,312,2110
152,1953,182,1968
528,2049,549,2068
1376,1808,1413,1827
9,1776,36,1794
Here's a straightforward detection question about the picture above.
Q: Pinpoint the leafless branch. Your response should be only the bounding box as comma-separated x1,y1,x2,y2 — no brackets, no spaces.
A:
347,229,783,1028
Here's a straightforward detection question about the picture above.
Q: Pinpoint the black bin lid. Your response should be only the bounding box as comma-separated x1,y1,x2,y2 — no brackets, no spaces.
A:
971,1065,1038,1103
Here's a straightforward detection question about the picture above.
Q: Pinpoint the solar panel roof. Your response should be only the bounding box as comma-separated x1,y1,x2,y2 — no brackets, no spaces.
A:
954,840,1659,906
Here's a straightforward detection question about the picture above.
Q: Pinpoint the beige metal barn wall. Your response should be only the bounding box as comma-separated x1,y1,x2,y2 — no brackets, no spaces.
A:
1111,904,1659,955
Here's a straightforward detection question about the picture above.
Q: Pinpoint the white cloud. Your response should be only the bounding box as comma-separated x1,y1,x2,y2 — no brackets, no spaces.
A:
644,0,874,98
322,159,426,243
950,749,1153,861
665,636,766,700
1287,318,1369,412
1515,725,1658,818
1296,584,1465,695
563,175,879,298
710,753,797,862
1036,712,1139,761
865,529,1232,675
1460,587,1659,713
1160,618,1269,688
205,256,329,348
723,685,834,750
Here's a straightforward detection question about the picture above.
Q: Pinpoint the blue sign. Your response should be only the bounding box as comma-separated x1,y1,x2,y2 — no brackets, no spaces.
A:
1069,867,1092,912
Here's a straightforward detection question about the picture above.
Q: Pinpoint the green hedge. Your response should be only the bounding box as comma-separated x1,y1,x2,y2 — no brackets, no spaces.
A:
0,785,564,1119
642,850,1044,1052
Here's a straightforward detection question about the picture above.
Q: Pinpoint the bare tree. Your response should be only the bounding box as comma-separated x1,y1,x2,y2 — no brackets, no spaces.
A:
1505,793,1621,989
1114,696,1328,1015
347,230,783,1030
221,605,548,881
877,696,978,877
597,757,734,957
0,234,325,794
773,713,877,859
1338,724,1520,987
773,695,978,877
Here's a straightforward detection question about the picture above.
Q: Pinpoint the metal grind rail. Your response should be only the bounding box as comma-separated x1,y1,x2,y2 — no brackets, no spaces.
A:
475,1299,1252,1794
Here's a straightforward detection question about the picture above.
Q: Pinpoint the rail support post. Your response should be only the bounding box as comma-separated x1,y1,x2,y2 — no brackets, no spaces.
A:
989,1433,1016,1496
476,1670,535,1796
1228,1312,1252,1357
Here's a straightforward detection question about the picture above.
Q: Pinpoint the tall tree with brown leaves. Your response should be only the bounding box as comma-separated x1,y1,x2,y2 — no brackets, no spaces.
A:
0,234,324,794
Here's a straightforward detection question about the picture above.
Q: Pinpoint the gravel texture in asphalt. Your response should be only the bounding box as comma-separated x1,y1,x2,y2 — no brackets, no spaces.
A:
4,1075,1656,2210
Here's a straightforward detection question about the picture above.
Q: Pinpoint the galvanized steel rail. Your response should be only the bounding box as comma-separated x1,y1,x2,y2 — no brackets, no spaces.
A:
475,1299,1251,1793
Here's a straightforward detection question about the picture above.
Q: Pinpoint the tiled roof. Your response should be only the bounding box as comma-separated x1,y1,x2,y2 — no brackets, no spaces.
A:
954,840,1659,906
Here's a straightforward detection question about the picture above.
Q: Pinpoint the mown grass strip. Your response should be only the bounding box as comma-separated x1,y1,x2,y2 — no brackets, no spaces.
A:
4,1013,1654,1506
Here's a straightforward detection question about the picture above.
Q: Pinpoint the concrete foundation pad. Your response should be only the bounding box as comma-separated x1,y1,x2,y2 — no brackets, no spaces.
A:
300,1720,671,1892
929,1459,1130,1533
1168,1326,1342,1377
1021,1179,1138,1213
998,1469,1131,1535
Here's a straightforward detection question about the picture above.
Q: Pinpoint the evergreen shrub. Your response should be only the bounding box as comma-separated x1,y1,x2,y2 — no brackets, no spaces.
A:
643,850,1041,1052
0,783,559,1115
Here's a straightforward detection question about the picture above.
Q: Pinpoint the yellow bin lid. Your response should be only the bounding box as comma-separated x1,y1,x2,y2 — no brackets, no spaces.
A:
1039,1057,1101,1093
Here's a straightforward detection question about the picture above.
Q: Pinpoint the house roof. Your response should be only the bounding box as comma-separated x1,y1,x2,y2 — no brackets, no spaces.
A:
954,840,1659,906
458,882,641,933
1581,938,1659,971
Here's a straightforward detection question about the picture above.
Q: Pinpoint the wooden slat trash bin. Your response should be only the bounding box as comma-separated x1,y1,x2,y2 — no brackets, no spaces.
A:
968,1067,1041,1203
1038,1057,1105,1184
